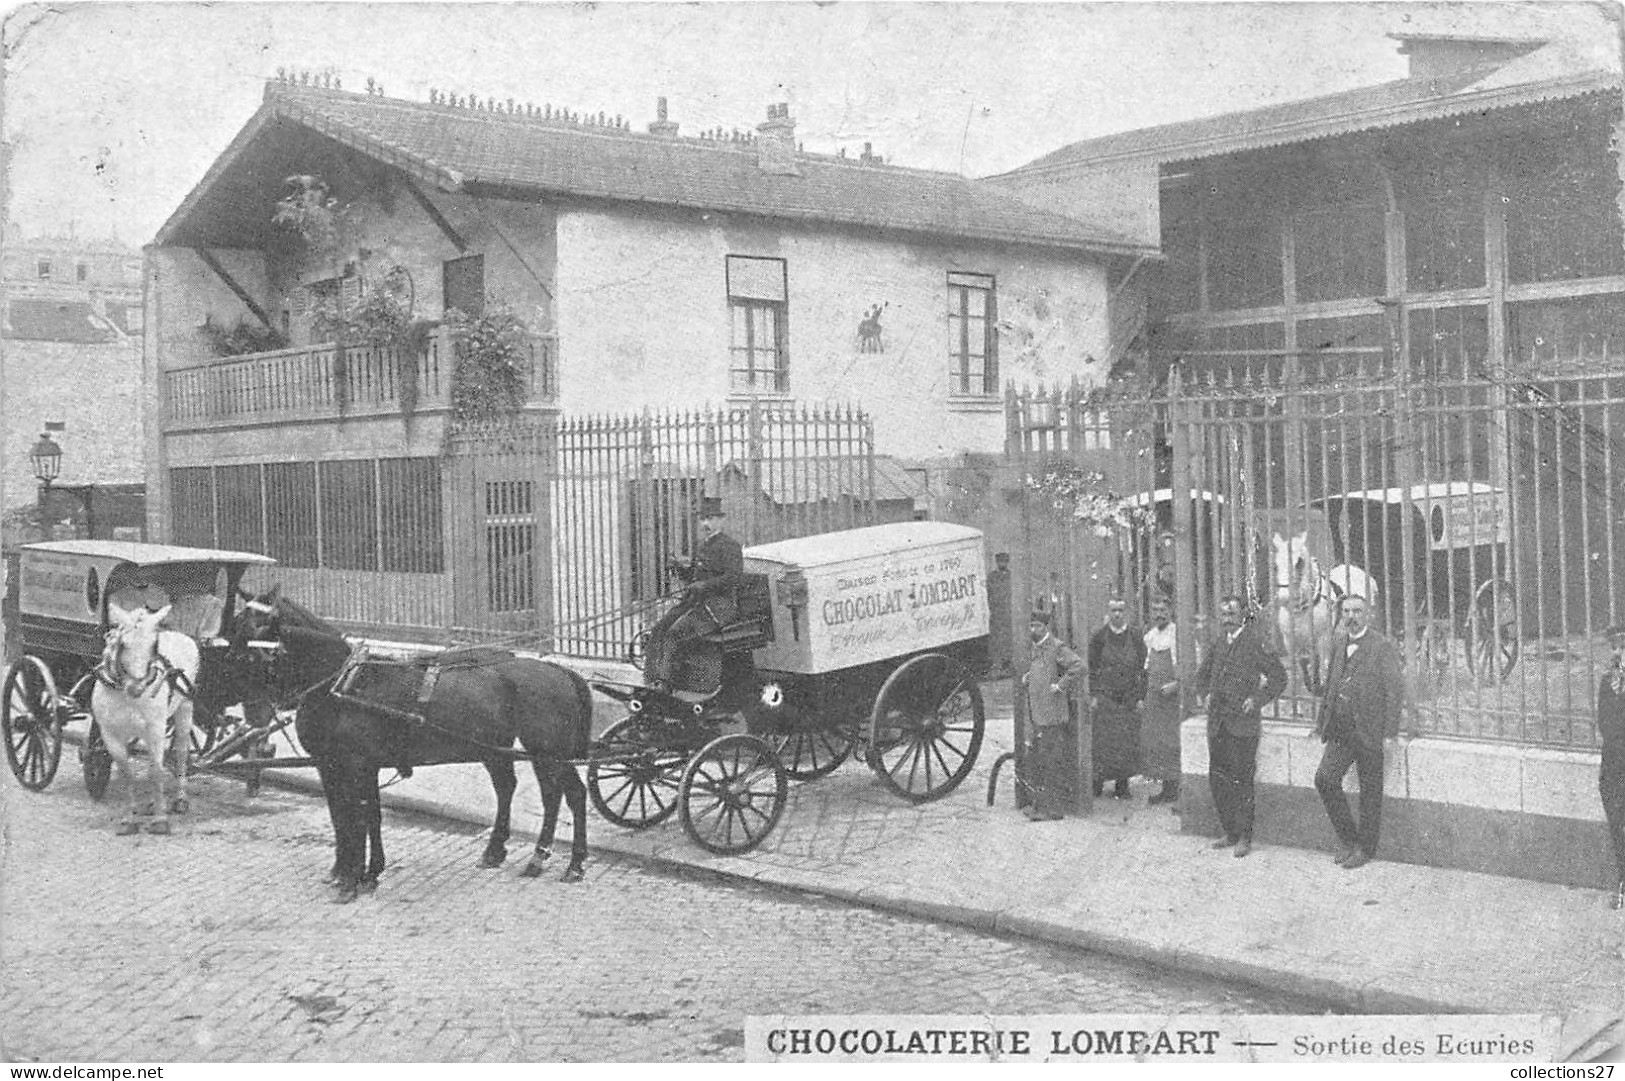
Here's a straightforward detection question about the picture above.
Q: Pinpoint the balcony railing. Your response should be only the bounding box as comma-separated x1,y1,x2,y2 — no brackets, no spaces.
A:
164,327,557,428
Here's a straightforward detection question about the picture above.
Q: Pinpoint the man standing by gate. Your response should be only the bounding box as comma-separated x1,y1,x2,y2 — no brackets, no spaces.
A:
1194,595,1286,858
1313,594,1405,870
1021,610,1084,820
1088,595,1146,799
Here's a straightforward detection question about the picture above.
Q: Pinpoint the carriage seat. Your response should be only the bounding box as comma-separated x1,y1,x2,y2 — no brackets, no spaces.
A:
697,573,775,653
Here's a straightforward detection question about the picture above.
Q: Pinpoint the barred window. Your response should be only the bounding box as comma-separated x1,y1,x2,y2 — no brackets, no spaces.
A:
170,468,216,548
264,462,319,568
947,272,998,395
318,460,377,571
485,480,535,612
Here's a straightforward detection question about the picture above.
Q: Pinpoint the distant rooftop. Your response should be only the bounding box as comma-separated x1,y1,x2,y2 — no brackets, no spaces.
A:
4,298,125,343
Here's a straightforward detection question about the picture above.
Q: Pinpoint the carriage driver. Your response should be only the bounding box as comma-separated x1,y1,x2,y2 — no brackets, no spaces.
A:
645,497,743,695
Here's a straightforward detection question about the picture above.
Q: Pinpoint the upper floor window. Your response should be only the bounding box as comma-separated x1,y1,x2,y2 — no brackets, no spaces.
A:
443,254,485,318
947,272,997,395
35,259,51,280
726,255,788,393
75,263,88,283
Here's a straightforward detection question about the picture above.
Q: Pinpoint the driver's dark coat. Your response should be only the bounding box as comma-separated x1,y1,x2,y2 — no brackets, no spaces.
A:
679,530,743,601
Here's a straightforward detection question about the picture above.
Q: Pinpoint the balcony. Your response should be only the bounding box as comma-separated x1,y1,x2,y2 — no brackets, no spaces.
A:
164,326,557,430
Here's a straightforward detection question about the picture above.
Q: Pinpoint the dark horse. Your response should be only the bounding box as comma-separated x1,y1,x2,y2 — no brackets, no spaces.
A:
238,587,594,903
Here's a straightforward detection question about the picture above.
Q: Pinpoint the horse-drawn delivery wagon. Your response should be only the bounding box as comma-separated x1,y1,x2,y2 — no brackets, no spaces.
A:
588,520,990,855
2,540,283,800
1266,482,1519,685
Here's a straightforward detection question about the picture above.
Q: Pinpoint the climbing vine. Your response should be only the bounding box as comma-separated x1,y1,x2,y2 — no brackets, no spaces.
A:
272,174,350,251
445,305,530,427
201,316,288,357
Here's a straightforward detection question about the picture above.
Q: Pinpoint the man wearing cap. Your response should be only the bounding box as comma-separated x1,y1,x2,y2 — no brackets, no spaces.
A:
1313,593,1405,870
1193,594,1287,858
1022,610,1084,820
1598,624,1625,908
645,497,743,694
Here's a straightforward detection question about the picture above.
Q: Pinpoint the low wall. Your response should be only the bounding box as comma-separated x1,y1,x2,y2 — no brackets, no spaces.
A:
1179,718,1612,890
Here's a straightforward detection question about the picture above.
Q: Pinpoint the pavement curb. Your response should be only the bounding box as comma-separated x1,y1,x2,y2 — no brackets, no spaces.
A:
250,764,1457,1013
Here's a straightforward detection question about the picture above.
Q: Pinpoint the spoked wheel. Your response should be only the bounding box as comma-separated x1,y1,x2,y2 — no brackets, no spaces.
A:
3,656,64,791
867,653,985,803
744,680,855,781
1465,579,1519,682
587,715,686,829
83,721,113,801
678,734,787,855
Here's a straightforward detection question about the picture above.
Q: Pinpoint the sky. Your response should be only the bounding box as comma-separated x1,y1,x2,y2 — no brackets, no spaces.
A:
0,1,1614,247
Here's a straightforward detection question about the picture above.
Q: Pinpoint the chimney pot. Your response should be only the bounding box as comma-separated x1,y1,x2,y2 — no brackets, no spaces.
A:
648,95,679,137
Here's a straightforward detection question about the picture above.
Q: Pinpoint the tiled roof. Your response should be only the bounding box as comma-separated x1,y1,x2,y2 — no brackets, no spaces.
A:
1003,40,1619,175
3,299,123,343
157,83,1154,257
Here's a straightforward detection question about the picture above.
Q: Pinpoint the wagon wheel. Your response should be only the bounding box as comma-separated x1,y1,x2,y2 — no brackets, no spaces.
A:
679,733,787,855
743,681,855,781
587,715,686,829
82,721,113,801
626,628,652,669
1464,579,1519,682
2,656,64,791
867,653,985,803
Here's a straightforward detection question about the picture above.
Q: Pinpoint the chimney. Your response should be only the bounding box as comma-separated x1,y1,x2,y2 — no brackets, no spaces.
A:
755,102,799,176
648,96,679,138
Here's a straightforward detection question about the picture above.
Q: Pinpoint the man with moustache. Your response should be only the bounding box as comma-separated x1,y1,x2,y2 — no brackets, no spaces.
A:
1313,593,1405,870
1193,595,1287,858
1088,595,1146,800
1021,610,1084,821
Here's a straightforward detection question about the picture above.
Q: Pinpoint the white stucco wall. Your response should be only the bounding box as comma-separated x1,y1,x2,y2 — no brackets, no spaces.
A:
552,207,1113,460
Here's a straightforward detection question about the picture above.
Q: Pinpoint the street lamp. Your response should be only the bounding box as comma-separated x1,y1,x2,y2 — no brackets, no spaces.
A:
28,433,93,539
29,433,61,487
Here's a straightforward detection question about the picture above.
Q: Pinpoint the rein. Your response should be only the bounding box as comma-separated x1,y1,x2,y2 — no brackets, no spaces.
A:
1278,557,1328,614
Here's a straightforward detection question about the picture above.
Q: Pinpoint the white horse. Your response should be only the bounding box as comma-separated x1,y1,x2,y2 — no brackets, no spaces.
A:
91,605,201,835
1271,531,1379,693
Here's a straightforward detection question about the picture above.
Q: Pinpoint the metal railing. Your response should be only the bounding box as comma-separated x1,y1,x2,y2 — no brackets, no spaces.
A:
1005,346,1625,751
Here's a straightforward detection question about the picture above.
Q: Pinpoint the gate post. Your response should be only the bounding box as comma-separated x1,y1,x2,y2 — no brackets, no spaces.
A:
1384,297,1419,738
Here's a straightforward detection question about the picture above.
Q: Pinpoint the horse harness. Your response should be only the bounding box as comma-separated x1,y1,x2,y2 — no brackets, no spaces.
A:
327,645,542,766
95,627,195,701
1281,554,1329,615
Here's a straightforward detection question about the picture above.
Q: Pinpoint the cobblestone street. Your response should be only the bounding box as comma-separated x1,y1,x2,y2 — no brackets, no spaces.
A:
1,771,1320,1063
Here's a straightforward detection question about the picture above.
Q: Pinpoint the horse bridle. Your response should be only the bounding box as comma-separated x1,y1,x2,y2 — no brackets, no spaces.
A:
96,623,185,699
1278,554,1328,614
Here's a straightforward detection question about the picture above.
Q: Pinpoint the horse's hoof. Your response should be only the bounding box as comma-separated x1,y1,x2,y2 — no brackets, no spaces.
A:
145,819,171,835
115,820,142,836
169,798,189,815
479,849,507,869
562,864,586,884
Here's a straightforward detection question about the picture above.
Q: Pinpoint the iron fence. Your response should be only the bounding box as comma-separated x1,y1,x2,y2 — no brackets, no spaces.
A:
1006,344,1625,751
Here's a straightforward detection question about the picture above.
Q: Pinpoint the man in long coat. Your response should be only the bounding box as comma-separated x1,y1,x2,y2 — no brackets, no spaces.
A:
1022,610,1084,820
1142,597,1183,805
1313,594,1405,870
1088,596,1146,800
1193,594,1286,858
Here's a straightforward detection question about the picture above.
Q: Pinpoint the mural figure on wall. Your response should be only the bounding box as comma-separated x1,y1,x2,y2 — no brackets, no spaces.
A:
857,302,887,353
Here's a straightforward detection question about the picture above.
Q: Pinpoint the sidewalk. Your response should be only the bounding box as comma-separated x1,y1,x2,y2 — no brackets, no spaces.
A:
255,669,1625,1058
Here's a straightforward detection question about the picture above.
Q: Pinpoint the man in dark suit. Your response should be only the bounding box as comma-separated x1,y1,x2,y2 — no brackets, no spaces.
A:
645,497,743,693
1193,594,1287,858
1313,594,1405,870
1597,624,1625,908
